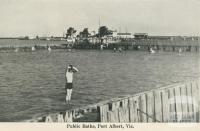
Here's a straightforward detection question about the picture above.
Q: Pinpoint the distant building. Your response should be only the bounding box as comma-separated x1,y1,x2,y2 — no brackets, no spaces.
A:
18,36,29,40
66,37,76,43
134,33,148,39
117,33,133,39
38,37,48,40
49,36,65,41
148,36,171,40
88,36,101,44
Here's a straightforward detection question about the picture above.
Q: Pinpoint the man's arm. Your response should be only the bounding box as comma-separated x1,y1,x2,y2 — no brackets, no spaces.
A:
65,69,68,81
73,67,79,72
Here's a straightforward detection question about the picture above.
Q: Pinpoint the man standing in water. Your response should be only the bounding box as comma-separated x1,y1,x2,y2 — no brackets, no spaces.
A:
65,65,79,103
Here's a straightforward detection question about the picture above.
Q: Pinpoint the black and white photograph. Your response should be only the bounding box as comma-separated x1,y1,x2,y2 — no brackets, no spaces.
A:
0,0,200,124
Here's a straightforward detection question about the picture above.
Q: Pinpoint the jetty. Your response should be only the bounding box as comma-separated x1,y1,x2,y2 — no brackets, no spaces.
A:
28,78,200,123
74,38,200,52
1,37,200,52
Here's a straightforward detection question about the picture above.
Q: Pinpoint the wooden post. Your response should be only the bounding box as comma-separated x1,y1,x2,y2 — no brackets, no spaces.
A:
154,90,163,122
117,98,129,122
118,107,129,122
180,84,188,122
57,113,64,122
128,96,139,122
45,115,53,122
139,94,147,122
191,80,199,122
198,78,200,122
174,86,183,122
186,82,194,122
168,87,176,122
108,101,120,111
128,97,134,122
64,110,73,122
107,110,119,122
146,92,154,122
107,101,121,122
161,89,169,122
97,104,109,122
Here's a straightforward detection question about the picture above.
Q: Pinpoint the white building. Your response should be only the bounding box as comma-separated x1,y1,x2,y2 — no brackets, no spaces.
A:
117,33,133,39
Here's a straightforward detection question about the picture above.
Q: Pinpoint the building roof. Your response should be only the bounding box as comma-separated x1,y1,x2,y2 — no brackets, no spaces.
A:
148,36,171,39
117,33,131,35
134,33,148,36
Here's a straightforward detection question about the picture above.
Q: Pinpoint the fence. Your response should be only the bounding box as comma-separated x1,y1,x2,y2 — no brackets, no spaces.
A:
28,78,200,123
97,78,200,122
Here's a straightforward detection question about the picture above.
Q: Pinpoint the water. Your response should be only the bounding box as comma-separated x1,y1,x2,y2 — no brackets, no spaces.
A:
0,39,66,48
0,49,200,121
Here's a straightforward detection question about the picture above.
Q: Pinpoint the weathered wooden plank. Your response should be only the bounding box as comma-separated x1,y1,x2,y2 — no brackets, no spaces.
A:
118,108,124,122
45,115,53,122
107,111,115,122
64,110,73,122
57,113,64,122
121,98,130,122
128,96,139,122
197,78,200,122
48,114,58,122
154,90,162,122
174,86,183,122
146,92,154,122
186,82,194,122
118,106,129,122
191,80,199,122
121,98,129,107
161,89,169,122
128,97,134,122
138,94,147,122
108,101,120,111
180,84,188,122
107,101,121,122
102,104,109,123
168,87,176,122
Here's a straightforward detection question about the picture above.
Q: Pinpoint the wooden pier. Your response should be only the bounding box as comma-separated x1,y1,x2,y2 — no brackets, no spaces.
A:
74,38,200,52
28,78,200,123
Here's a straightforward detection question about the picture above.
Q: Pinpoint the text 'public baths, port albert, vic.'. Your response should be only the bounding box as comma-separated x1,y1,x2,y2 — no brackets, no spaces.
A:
66,123,134,129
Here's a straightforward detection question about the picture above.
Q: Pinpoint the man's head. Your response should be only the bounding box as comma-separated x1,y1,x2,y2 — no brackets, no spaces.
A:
69,65,73,69
67,65,73,71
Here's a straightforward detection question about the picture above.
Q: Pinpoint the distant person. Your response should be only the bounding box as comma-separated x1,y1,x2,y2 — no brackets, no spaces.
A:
178,48,182,53
65,65,79,103
100,44,104,50
118,47,122,52
48,46,51,51
113,48,117,52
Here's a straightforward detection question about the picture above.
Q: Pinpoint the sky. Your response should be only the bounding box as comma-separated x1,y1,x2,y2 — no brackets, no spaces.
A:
0,0,200,37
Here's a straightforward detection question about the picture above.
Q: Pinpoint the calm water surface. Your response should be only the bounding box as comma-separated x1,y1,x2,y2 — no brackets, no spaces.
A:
0,49,199,121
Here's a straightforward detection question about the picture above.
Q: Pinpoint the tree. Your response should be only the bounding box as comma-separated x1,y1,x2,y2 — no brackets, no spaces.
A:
66,27,76,38
79,28,90,38
98,26,113,37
